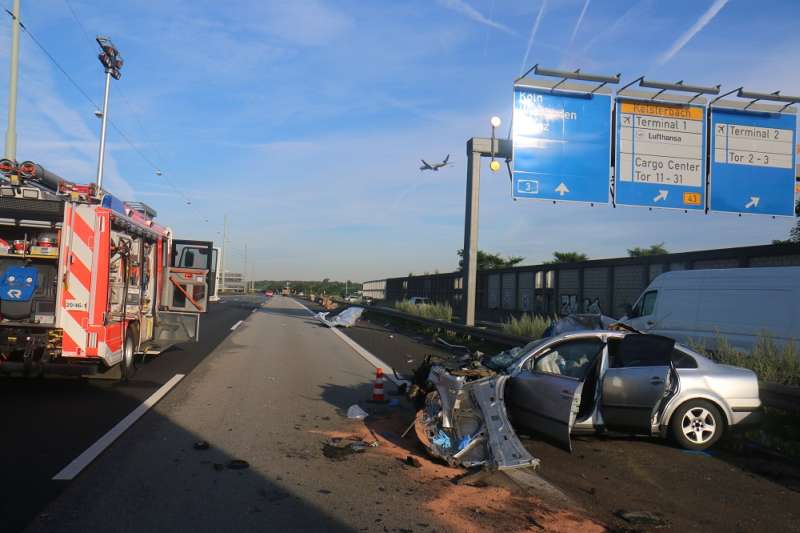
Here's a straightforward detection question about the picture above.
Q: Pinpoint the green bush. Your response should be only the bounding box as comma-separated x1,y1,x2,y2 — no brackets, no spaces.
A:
501,313,553,339
688,333,800,386
394,300,453,322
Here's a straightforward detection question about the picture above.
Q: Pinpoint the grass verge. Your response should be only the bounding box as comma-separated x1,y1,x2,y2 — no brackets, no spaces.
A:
501,313,553,339
394,300,454,322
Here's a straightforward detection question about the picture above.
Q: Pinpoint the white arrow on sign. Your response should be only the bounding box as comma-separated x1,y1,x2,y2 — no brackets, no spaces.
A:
745,196,760,209
653,190,669,202
555,182,570,196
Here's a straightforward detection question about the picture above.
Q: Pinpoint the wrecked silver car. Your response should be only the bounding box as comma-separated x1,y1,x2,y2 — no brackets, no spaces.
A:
414,330,762,464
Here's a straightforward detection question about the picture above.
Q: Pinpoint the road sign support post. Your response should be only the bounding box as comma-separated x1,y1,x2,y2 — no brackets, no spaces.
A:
462,137,512,327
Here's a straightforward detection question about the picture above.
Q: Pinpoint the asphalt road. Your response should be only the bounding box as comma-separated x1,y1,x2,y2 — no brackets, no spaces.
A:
0,296,260,533
19,296,451,532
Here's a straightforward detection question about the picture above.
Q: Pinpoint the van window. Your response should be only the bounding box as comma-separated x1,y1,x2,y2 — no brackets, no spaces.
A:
641,290,658,316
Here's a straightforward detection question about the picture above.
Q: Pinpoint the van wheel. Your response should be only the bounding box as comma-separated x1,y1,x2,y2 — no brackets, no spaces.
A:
120,326,138,382
671,400,724,450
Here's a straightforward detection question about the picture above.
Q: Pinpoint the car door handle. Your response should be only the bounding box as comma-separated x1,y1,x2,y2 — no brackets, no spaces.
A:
650,378,664,385
560,390,572,400
646,321,655,327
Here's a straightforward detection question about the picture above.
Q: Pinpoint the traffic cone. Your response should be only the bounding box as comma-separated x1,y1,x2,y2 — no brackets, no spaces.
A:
370,368,387,403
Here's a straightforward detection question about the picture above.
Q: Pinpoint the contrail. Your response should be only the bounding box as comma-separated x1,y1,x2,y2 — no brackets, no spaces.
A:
657,0,728,64
519,0,547,76
567,0,591,50
437,0,516,35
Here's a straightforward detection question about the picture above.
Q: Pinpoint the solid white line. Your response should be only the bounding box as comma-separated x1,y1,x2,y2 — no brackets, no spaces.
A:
230,320,244,331
293,300,408,387
52,374,185,481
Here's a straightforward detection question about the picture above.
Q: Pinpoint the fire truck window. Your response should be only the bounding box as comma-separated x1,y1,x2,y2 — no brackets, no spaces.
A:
175,245,210,269
192,285,205,305
173,284,187,308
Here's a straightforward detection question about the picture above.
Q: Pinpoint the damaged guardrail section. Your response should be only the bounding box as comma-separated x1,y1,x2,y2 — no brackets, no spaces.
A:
415,366,539,471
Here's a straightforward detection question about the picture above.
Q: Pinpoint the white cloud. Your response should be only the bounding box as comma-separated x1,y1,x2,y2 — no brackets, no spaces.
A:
437,0,516,36
657,0,729,65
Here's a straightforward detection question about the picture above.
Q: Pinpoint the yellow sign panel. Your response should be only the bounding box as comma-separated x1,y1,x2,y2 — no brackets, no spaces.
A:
683,192,702,206
620,101,703,121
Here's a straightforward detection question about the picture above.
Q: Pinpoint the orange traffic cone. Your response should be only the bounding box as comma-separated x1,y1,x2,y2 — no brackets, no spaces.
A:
370,368,387,403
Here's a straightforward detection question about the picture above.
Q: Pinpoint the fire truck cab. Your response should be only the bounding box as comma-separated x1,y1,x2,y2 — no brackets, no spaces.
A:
0,160,210,379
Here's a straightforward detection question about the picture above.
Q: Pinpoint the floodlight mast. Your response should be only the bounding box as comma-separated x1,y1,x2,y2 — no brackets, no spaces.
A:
95,36,123,189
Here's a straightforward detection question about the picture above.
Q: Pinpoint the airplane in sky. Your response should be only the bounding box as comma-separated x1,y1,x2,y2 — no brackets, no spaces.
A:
419,154,452,171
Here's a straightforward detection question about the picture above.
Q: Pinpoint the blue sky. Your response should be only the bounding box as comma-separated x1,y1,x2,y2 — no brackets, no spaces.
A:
0,0,798,280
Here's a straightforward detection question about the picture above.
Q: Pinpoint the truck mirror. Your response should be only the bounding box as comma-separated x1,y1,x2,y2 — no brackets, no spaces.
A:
184,250,195,268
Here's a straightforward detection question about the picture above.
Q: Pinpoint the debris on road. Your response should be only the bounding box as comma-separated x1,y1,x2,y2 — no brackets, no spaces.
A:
346,404,369,420
322,436,379,461
404,455,422,468
227,459,250,470
315,306,364,328
615,510,669,527
413,366,539,471
193,440,210,450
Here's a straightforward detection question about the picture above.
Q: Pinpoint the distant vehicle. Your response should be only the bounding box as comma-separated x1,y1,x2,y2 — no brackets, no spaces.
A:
419,154,451,172
344,295,360,303
622,267,800,352
265,290,274,297
408,297,432,305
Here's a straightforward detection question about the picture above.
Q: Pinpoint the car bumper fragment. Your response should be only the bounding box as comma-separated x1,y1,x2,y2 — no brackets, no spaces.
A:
415,367,539,471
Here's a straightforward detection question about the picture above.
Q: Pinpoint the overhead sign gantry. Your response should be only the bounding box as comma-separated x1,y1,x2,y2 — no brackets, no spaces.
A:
709,89,798,216
512,66,619,204
614,79,719,211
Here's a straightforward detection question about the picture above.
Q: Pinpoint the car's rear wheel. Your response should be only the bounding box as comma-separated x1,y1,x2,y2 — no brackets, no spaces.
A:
671,400,724,450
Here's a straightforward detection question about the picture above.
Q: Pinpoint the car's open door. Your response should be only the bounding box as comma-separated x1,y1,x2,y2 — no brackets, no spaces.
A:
508,371,582,451
601,334,675,433
507,337,605,451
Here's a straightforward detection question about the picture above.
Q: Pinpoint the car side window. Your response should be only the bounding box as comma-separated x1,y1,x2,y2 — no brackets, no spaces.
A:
640,290,658,317
533,339,604,380
671,349,698,369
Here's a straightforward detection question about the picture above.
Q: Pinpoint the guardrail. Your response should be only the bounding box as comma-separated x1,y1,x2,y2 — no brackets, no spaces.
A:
365,305,535,348
365,305,800,413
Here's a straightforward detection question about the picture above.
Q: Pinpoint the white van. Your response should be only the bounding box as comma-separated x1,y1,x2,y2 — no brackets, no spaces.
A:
623,267,800,353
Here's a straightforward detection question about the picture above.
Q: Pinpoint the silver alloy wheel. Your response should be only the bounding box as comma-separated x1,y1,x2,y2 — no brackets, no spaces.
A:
681,406,716,445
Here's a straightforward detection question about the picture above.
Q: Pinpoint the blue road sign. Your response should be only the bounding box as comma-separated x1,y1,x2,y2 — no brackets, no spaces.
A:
512,86,611,204
614,99,707,211
709,107,797,216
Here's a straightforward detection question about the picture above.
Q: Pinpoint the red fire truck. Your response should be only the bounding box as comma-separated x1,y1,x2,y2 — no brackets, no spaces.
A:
0,160,212,380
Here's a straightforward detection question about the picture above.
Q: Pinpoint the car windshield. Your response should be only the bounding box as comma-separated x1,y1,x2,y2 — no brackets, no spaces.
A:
483,338,550,371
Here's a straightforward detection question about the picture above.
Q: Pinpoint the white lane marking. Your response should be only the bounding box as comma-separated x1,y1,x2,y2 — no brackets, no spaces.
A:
293,300,408,387
52,374,185,481
230,320,244,331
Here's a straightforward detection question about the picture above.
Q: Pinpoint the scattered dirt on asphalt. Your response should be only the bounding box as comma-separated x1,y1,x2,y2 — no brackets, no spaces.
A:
316,412,604,532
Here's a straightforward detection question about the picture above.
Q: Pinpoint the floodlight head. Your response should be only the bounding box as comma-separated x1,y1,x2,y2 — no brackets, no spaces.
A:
490,116,502,128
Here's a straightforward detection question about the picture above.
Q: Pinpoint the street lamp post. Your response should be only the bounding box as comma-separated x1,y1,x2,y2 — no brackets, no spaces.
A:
95,36,123,189
4,0,21,161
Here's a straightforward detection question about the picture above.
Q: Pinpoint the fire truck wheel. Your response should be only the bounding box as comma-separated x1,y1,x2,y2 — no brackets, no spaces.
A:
120,326,138,381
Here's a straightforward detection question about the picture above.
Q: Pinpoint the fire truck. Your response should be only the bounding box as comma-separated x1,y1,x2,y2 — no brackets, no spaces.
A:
0,159,212,380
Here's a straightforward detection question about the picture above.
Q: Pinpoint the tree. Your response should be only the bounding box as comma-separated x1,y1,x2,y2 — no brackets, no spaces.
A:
457,249,524,271
627,243,669,257
789,201,800,243
545,251,588,264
